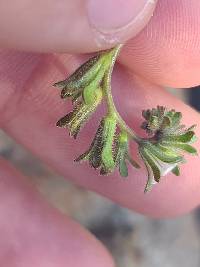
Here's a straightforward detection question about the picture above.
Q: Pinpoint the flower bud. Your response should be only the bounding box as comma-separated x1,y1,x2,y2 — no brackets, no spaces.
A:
141,106,184,138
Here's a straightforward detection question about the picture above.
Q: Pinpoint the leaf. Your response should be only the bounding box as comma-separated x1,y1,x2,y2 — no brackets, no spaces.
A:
67,104,91,138
56,88,102,139
142,109,151,120
166,143,198,155
172,166,180,176
141,155,157,193
75,119,104,168
75,150,90,162
56,112,73,128
157,106,165,118
164,131,195,143
144,142,183,164
119,159,128,177
187,124,197,131
88,119,105,169
160,116,171,129
171,112,182,126
101,116,117,171
140,147,161,183
54,55,103,98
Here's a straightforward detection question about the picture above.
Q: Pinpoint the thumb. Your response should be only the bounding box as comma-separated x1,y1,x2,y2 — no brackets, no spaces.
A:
0,0,157,53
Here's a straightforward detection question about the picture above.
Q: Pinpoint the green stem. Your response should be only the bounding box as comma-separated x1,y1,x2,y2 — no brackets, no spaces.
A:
103,44,141,143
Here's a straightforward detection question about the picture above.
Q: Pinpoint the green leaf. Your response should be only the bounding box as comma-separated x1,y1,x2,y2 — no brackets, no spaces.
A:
143,142,183,163
75,119,104,168
142,109,151,120
172,166,180,176
140,147,161,183
119,159,128,177
187,125,196,131
164,131,195,143
189,133,198,144
56,112,73,128
82,59,111,105
141,156,157,193
88,119,105,169
170,111,182,126
161,116,171,129
114,132,140,176
165,143,197,155
75,150,90,162
101,116,117,171
157,106,165,118
57,88,102,138
54,55,103,97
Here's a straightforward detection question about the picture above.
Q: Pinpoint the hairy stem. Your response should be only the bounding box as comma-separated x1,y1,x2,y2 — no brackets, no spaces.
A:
103,44,142,143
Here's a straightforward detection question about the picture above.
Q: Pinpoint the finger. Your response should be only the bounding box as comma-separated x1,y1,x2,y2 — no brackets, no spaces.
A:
0,0,157,53
0,158,114,267
120,0,200,88
1,53,200,218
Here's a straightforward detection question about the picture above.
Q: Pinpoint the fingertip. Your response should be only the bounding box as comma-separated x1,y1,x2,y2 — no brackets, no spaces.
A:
85,0,158,51
0,0,157,53
0,158,115,267
119,0,200,88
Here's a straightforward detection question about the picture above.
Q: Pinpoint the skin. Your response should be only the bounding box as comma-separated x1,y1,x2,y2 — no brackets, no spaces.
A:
0,0,200,266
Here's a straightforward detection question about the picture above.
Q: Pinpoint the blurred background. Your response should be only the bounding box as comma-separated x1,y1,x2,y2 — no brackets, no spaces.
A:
0,87,199,267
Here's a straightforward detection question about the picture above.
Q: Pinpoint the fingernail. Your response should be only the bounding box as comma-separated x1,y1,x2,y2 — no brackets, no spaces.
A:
87,0,156,38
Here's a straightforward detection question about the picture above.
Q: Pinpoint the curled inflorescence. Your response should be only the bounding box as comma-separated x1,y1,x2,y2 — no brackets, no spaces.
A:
54,46,198,192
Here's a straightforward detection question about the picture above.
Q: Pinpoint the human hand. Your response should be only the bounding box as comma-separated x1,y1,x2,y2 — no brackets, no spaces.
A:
0,0,200,266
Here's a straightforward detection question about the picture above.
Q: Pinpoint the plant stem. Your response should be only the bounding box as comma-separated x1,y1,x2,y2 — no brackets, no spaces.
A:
103,44,142,143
